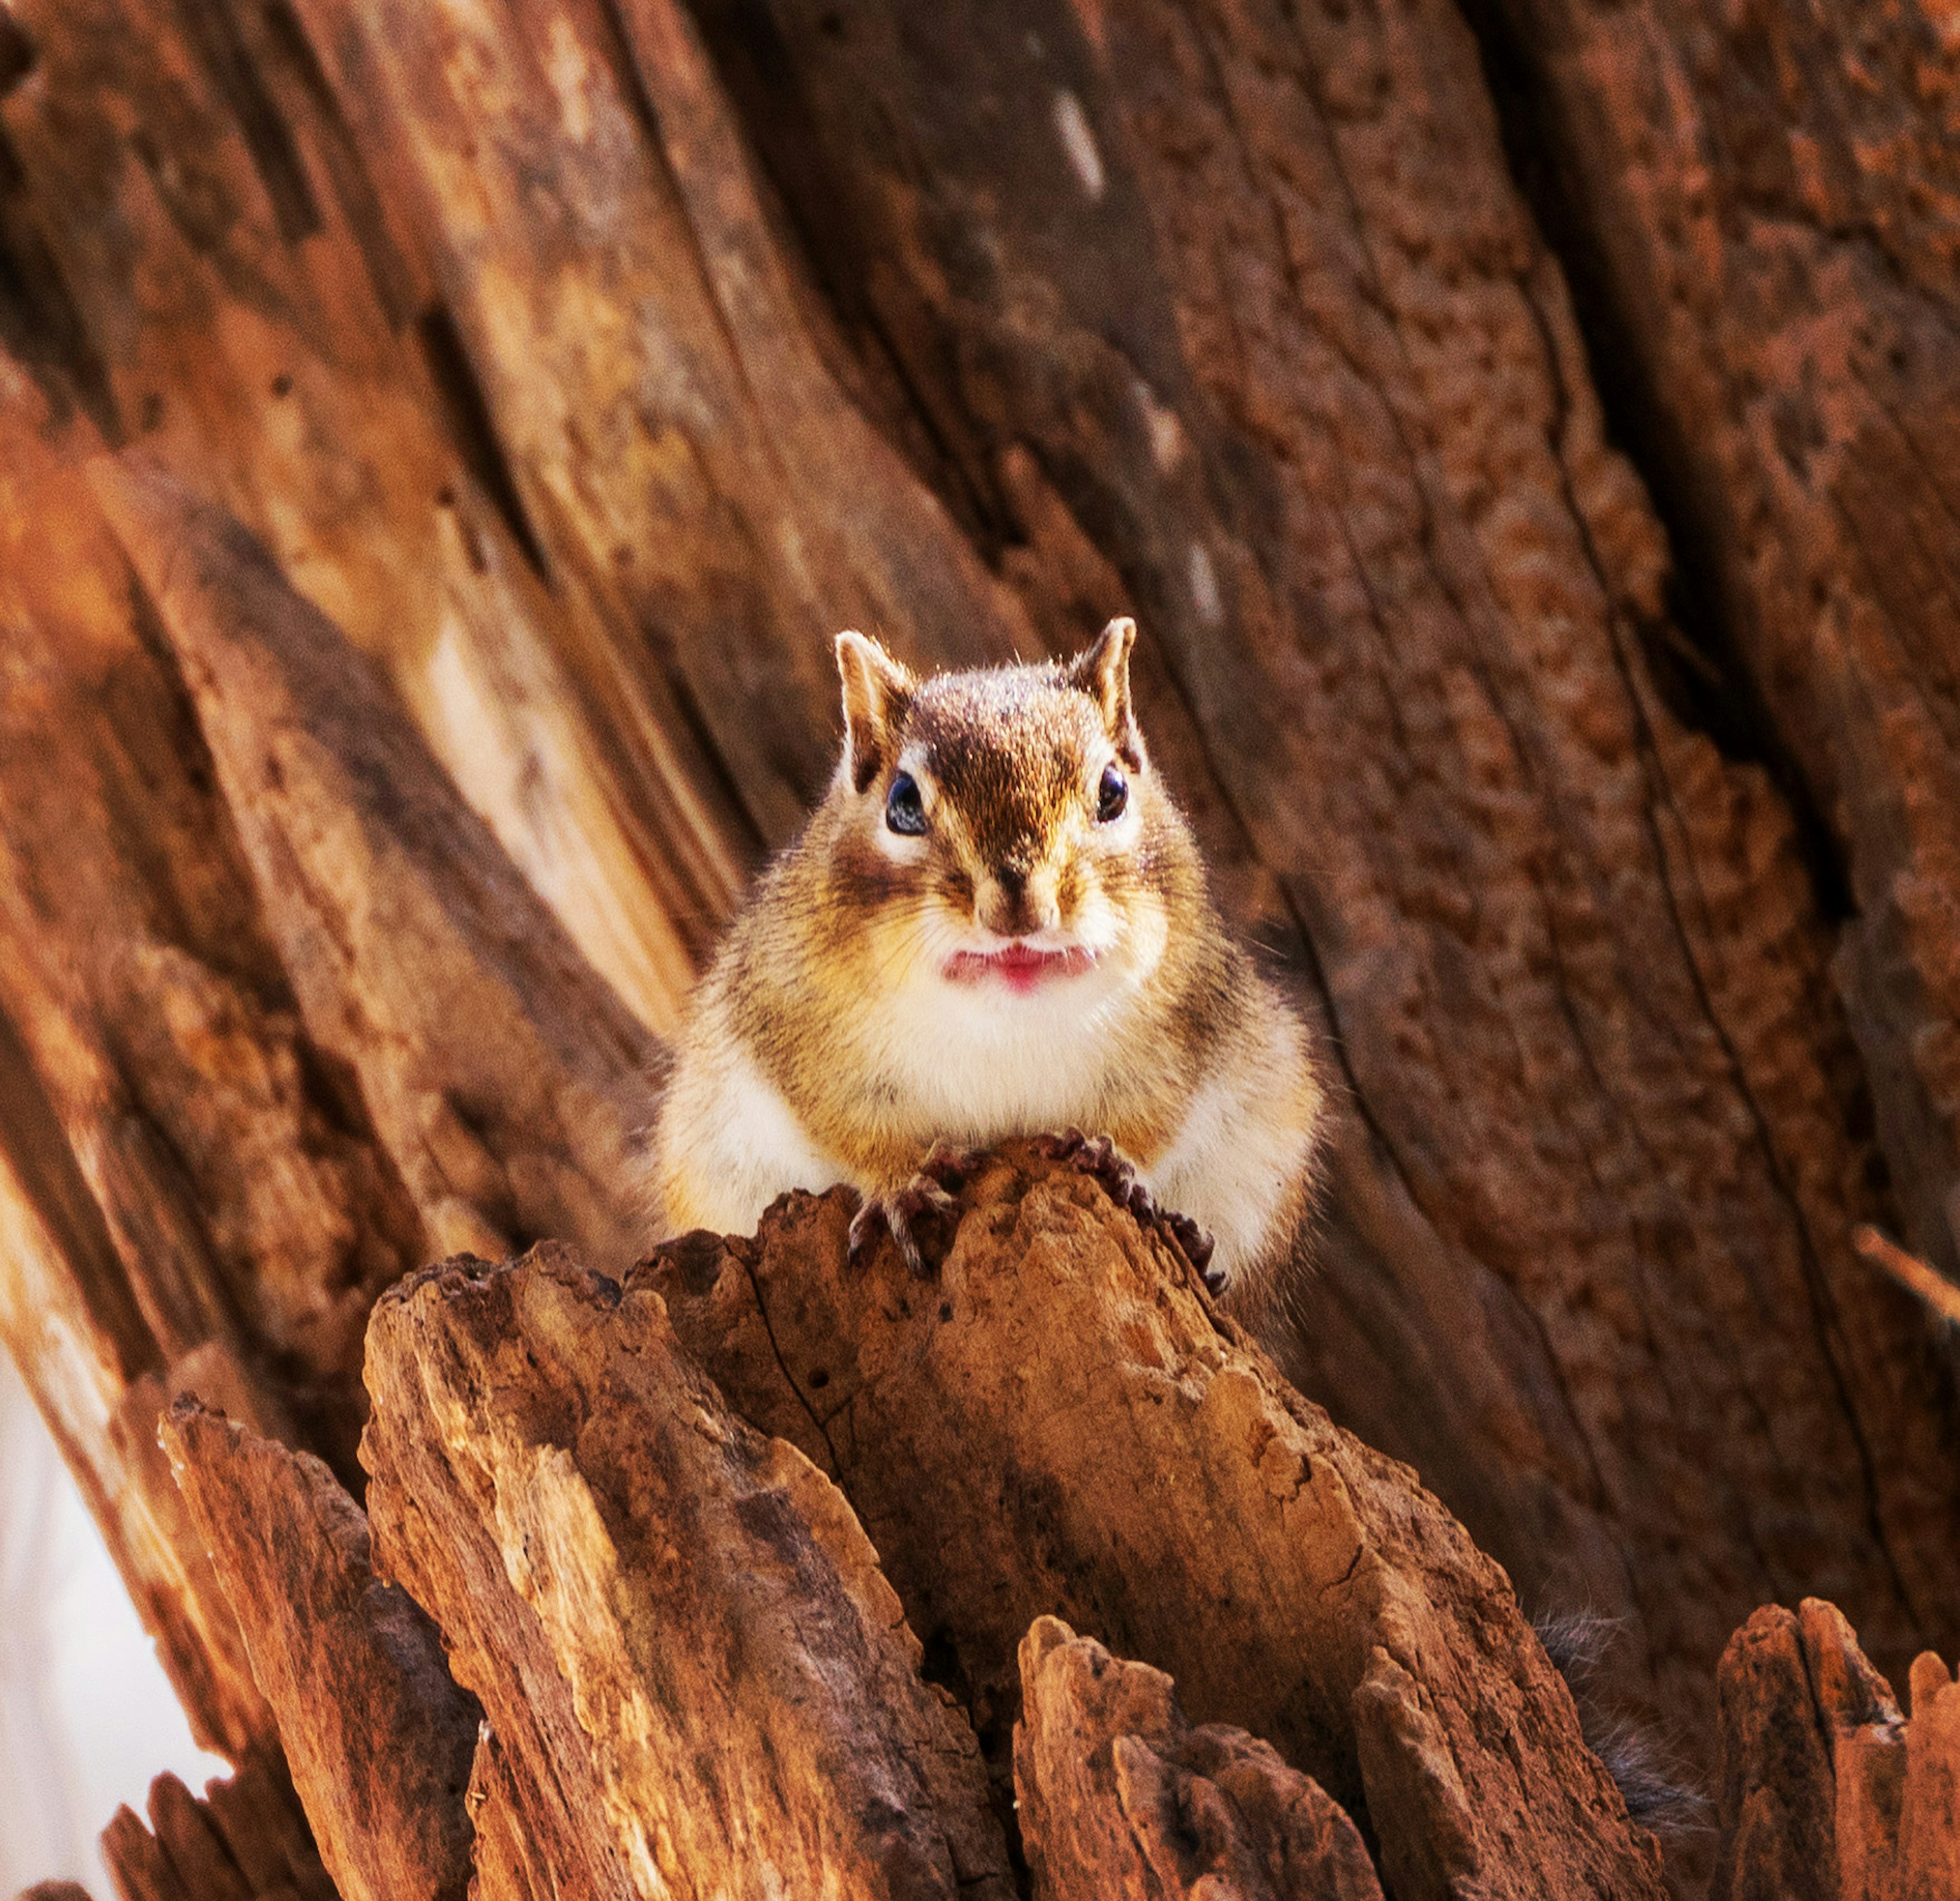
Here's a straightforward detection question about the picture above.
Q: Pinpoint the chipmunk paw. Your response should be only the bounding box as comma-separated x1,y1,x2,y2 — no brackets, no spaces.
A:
1038,1129,1223,1294
847,1141,977,1278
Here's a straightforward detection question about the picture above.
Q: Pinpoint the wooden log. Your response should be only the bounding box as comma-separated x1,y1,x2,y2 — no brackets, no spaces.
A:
1713,1597,1960,1901
1015,1615,1385,1900
0,365,419,1765
647,1140,1667,1898
0,0,744,1028
359,1244,1016,1901
160,1400,478,1901
281,0,1042,846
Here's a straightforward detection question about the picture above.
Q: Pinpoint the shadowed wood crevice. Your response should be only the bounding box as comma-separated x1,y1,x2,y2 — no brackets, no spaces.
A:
1444,0,1858,935
1015,1616,1387,1900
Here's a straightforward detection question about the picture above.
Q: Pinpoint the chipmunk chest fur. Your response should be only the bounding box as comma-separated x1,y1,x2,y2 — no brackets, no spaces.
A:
649,618,1323,1334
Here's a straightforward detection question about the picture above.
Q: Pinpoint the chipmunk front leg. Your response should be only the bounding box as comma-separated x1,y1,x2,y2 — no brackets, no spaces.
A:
847,1140,983,1277
1037,1129,1222,1294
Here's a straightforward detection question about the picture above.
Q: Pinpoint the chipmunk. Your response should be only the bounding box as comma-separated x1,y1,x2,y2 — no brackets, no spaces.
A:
646,618,1324,1330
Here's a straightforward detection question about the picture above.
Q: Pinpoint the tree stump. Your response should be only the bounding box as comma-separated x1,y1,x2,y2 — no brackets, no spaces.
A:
0,0,1956,1892
149,1162,1672,1900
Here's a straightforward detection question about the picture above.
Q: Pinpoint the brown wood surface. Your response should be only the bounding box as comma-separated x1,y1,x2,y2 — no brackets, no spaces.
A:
1711,1597,1960,1901
96,1761,332,1901
0,0,1955,1891
680,0,1960,1772
1014,1615,1387,1900
1473,0,1960,1288
648,1140,1667,1897
160,1401,478,1901
108,1183,1666,1900
360,1242,1016,1901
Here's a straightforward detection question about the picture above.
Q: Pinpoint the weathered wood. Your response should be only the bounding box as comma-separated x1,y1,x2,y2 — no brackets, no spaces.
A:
0,0,1956,1890
91,453,660,1272
674,0,1960,1792
281,0,1042,847
0,365,412,1767
1470,0,1960,1298
0,0,743,1029
648,1140,1667,1898
1015,1615,1385,1901
1712,1598,1960,1901
99,1763,332,1901
160,1400,478,1901
359,1243,1016,1901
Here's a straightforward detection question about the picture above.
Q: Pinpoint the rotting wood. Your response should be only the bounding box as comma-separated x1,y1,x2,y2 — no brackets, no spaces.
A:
359,1242,1016,1901
0,0,749,1028
97,1761,332,1901
1468,0,1960,1305
89,453,662,1275
646,1139,1668,1899
18,1156,1960,1901
1712,1597,1960,1901
673,2,1960,1801
160,1400,478,1901
1014,1614,1386,1901
0,0,1954,1891
0,363,416,1780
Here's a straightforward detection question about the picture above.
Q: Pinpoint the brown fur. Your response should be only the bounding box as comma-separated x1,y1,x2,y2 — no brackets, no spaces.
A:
648,619,1324,1332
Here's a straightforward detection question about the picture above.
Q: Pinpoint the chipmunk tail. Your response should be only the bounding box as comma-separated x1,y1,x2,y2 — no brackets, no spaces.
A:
1535,1608,1710,1837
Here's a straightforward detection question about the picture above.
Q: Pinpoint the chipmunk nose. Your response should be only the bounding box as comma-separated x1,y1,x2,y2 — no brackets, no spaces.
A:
978,864,1057,938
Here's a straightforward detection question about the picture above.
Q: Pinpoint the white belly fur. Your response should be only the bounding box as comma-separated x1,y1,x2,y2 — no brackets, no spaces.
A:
658,1038,849,1235
869,960,1146,1139
1143,1005,1317,1287
661,969,1315,1291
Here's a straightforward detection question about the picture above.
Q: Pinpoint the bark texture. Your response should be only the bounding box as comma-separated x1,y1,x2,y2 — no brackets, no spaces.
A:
0,0,1954,1891
1474,0,1960,1287
20,1154,1960,1898
159,1401,478,1901
360,1244,1016,1901
96,1763,332,1901
102,1187,1674,1900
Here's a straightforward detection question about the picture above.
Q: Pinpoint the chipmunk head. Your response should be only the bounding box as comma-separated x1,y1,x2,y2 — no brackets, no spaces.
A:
824,619,1196,1005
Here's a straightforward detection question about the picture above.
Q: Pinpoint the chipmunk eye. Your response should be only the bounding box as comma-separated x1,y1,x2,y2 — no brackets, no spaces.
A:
1097,762,1129,822
885,771,928,836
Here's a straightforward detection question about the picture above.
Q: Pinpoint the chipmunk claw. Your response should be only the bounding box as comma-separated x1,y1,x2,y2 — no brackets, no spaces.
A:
1040,1128,1222,1294
1167,1212,1223,1293
848,1142,977,1278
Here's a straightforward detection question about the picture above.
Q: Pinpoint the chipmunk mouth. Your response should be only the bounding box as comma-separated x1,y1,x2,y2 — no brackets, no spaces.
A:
943,941,1098,994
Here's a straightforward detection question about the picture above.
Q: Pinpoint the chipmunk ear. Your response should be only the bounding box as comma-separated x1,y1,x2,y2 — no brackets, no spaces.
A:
835,631,915,793
1068,617,1144,767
